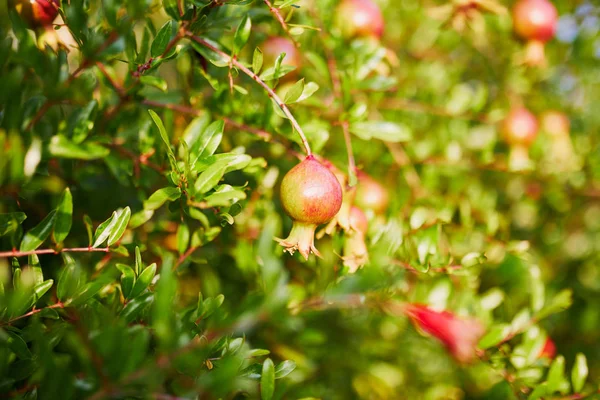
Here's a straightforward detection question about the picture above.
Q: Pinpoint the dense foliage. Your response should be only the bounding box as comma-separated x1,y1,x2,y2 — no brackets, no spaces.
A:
0,0,599,398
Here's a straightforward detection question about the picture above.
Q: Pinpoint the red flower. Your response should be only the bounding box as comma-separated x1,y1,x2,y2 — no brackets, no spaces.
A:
404,304,485,364
539,337,556,359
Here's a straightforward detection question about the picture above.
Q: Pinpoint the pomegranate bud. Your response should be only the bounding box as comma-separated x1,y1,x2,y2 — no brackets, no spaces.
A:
503,107,539,147
538,337,556,359
404,304,485,364
276,156,343,259
342,207,369,272
335,0,385,39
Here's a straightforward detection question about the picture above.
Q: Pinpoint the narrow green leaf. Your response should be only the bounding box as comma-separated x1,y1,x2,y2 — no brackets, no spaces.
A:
0,212,27,237
194,163,227,194
53,188,73,243
261,358,275,400
274,360,296,379
284,78,304,104
20,210,57,251
140,75,168,92
151,20,174,57
58,262,83,302
253,47,263,74
233,15,252,54
135,246,143,276
177,224,190,255
107,206,131,246
571,353,588,393
129,209,154,229
7,332,32,360
130,263,157,298
547,355,565,393
116,263,136,299
349,121,413,143
92,211,117,248
143,187,182,211
296,81,319,103
148,110,179,173
192,120,224,163
49,135,109,160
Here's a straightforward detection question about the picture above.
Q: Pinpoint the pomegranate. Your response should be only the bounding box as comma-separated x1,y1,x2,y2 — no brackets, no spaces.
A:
503,107,539,146
12,0,60,28
512,0,558,66
403,304,485,364
354,171,389,215
342,206,369,272
335,0,385,39
262,37,301,71
540,110,570,138
276,156,343,259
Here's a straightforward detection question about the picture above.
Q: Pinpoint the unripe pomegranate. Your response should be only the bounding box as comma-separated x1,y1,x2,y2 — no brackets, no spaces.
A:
513,0,557,42
354,171,389,215
262,37,301,71
503,107,538,146
276,156,343,259
540,110,570,138
11,0,60,28
343,206,369,272
512,0,557,66
335,0,385,39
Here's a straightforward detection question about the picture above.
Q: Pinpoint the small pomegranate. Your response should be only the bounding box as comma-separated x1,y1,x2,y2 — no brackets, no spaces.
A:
512,0,558,66
540,110,570,138
276,156,343,259
262,37,301,71
335,0,385,39
404,304,485,364
502,107,539,171
317,160,355,238
354,171,389,215
538,337,556,359
342,206,369,272
12,0,60,28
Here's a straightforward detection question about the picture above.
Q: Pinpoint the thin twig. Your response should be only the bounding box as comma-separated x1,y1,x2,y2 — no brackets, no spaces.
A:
96,61,126,97
340,121,356,183
0,247,110,258
263,0,299,47
1,302,64,326
186,32,312,157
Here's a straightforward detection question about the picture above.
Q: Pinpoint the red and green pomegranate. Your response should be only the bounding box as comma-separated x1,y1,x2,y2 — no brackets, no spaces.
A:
277,156,343,259
502,107,539,170
354,171,389,215
512,0,558,66
12,0,60,28
262,37,301,71
335,0,385,39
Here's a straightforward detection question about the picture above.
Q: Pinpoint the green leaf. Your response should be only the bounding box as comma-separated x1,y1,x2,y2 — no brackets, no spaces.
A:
7,332,32,360
296,82,319,103
130,263,157,298
261,358,275,400
32,279,53,303
252,47,263,74
0,212,27,237
571,353,588,393
144,187,182,211
275,360,296,379
116,263,135,298
151,20,174,57
69,100,98,144
20,210,57,251
49,135,109,160
148,110,179,173
129,209,154,229
478,324,510,349
233,15,252,54
84,215,94,246
547,355,565,393
197,294,224,319
140,75,168,92
349,121,413,143
107,206,131,246
203,185,247,207
57,262,83,302
194,163,227,194
284,78,304,104
153,254,176,349
135,246,143,276
53,188,73,244
535,289,573,320
192,120,224,163
177,224,190,255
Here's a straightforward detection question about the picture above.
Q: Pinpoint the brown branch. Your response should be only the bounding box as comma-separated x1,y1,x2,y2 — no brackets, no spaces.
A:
263,0,299,47
185,32,312,157
174,245,199,270
1,302,64,326
0,247,110,258
110,141,165,174
96,61,126,97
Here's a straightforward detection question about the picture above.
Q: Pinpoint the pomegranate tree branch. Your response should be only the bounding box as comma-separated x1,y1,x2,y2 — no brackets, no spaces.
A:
185,32,312,157
1,302,65,326
263,0,299,47
340,121,356,184
0,247,110,258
